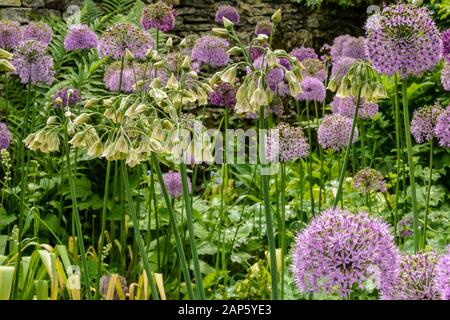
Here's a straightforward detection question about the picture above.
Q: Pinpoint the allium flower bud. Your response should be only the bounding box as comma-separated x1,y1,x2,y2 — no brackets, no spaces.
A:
162,171,191,198
271,9,282,24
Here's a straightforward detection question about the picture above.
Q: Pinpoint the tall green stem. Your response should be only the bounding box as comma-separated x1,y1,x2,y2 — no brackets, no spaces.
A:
152,154,195,299
120,161,159,300
280,162,286,299
423,138,433,246
393,74,401,237
333,85,362,207
305,101,315,216
401,80,420,252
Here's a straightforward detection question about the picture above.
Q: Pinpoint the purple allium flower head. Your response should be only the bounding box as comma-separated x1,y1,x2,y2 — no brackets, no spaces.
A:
104,62,136,93
292,208,398,298
435,105,450,148
0,123,12,150
296,76,326,102
290,46,318,62
301,58,326,82
208,83,236,108
318,114,359,151
0,20,22,50
248,46,265,61
410,104,444,144
11,40,54,85
436,247,450,300
442,29,450,63
353,167,386,193
330,35,366,61
397,215,414,238
251,56,288,94
330,56,355,82
255,21,272,36
52,88,80,108
191,35,230,68
64,24,98,51
99,274,127,300
366,4,442,78
141,1,176,32
265,122,309,162
215,5,240,24
98,23,155,60
331,96,379,119
442,63,450,91
383,252,441,300
162,171,191,198
22,22,52,47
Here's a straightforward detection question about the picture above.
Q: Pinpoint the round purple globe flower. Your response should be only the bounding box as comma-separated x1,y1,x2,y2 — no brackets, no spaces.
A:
330,56,355,82
397,215,414,238
410,104,443,144
141,1,176,32
104,62,136,93
11,40,54,85
0,123,12,150
265,122,309,162
191,35,230,68
98,23,155,60
215,5,240,25
331,96,379,119
52,88,80,108
435,105,450,148
330,35,366,61
383,252,441,300
162,171,191,198
248,46,265,61
0,20,22,51
22,21,52,47
436,247,450,300
255,21,272,36
318,114,359,151
442,29,450,63
353,167,386,193
208,83,236,108
290,46,318,62
296,76,326,102
442,63,450,91
366,4,442,78
251,56,289,95
292,208,398,298
64,24,98,51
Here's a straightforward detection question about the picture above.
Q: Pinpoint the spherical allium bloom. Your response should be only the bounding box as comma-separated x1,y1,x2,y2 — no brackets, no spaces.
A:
330,56,355,82
436,247,450,300
383,252,441,300
301,58,326,82
255,21,272,36
410,104,444,144
11,40,54,85
265,122,309,162
364,13,383,33
296,76,326,102
0,123,12,150
162,171,191,198
52,88,80,108
208,83,236,108
0,20,22,50
442,29,450,63
99,274,127,300
353,168,387,193
330,35,366,61
442,63,450,91
191,35,230,68
397,215,414,238
365,4,442,78
103,62,136,93
251,56,288,95
318,114,359,152
215,5,240,24
435,105,450,148
64,24,98,51
98,23,155,60
249,46,265,61
290,46,318,62
331,96,379,119
22,21,52,47
141,1,176,32
292,208,398,298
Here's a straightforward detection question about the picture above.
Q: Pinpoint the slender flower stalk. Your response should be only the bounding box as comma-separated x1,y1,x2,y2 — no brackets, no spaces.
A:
423,140,433,245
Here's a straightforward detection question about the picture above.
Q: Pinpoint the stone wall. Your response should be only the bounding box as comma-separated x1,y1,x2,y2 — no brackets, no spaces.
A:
0,0,370,50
